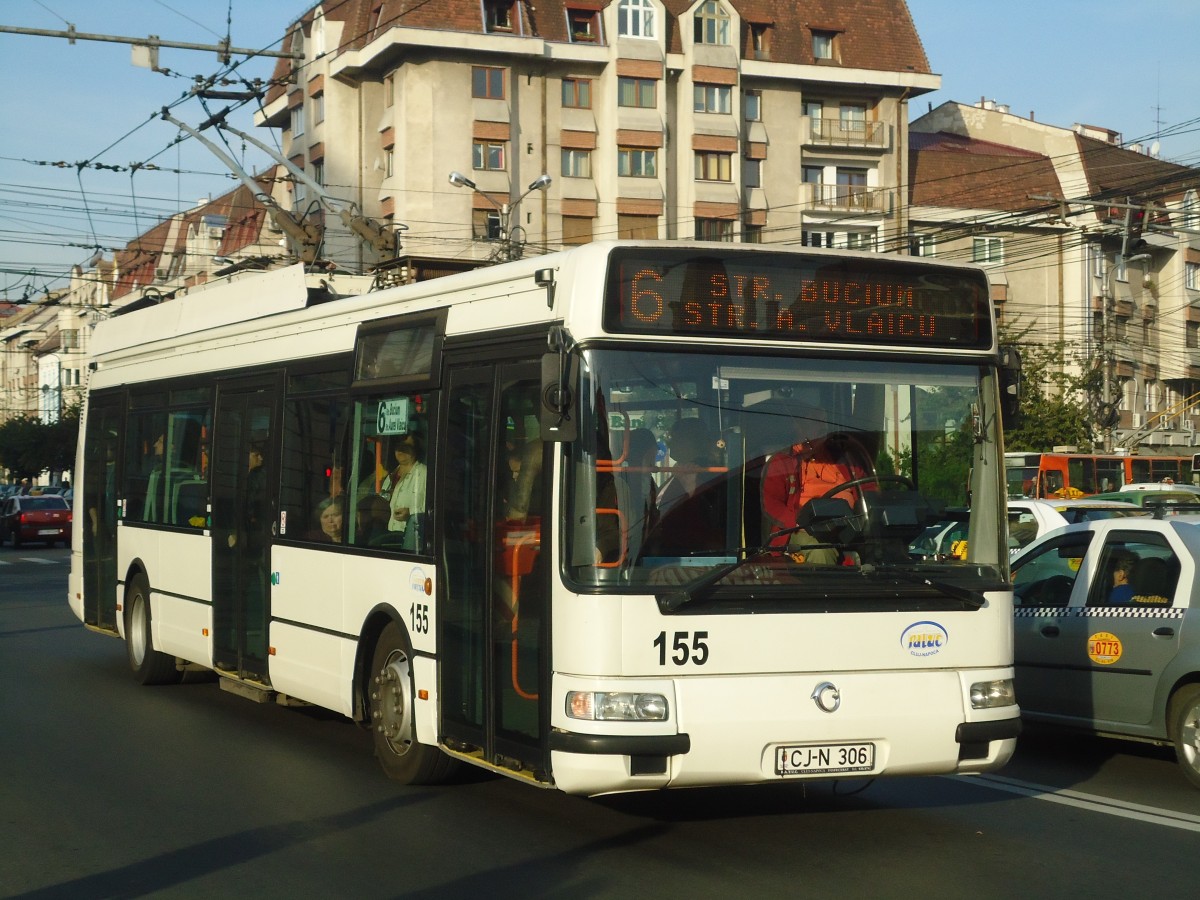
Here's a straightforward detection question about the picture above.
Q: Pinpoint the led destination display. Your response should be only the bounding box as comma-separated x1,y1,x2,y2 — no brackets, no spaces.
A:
604,249,992,349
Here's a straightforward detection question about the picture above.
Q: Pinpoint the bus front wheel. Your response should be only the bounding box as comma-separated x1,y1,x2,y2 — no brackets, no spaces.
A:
368,622,457,785
124,573,181,685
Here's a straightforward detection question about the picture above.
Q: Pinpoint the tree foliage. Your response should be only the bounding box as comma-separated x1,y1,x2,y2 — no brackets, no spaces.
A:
0,401,80,482
1002,336,1096,452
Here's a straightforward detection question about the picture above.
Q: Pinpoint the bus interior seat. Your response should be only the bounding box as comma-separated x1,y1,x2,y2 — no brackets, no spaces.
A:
172,479,208,526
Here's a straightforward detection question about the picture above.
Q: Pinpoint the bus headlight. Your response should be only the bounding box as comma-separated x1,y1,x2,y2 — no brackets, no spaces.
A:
566,691,669,721
970,678,1016,709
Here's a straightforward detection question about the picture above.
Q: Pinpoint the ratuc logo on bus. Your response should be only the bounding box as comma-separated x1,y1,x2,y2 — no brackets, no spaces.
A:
901,622,949,657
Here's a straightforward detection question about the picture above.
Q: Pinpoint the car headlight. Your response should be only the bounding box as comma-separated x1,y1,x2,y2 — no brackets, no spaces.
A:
566,691,669,721
970,678,1016,709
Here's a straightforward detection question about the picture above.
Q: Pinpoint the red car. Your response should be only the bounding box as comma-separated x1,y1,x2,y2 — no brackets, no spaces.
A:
0,494,73,547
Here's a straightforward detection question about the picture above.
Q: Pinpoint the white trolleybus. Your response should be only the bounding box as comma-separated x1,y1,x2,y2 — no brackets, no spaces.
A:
69,241,1021,795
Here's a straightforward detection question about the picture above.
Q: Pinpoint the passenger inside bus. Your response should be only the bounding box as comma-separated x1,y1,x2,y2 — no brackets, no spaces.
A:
355,493,391,546
595,427,659,566
382,433,427,539
310,496,344,543
644,418,725,557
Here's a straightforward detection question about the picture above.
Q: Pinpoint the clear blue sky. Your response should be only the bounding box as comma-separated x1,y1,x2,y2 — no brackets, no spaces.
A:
1,0,1197,297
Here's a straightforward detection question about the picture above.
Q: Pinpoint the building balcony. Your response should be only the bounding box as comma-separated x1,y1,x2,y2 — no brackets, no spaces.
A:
802,116,890,150
800,183,893,215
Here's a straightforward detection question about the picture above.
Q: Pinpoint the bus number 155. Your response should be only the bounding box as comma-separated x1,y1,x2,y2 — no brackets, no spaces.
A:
653,631,709,666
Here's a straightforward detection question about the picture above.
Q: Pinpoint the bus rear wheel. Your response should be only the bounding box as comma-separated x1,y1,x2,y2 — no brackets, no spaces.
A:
368,622,457,785
124,573,182,685
1169,685,1200,789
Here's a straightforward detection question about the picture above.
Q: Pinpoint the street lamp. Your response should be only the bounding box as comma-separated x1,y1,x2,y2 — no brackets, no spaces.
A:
448,170,552,261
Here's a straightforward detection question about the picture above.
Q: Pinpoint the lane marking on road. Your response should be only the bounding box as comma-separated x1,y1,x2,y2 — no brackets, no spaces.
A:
952,773,1200,832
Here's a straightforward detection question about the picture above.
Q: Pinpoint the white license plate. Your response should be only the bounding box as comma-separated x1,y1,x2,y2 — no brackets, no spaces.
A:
38,528,61,535
775,742,875,776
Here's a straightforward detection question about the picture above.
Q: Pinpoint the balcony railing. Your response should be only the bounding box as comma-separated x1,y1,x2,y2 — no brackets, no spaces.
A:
801,183,893,215
803,116,889,149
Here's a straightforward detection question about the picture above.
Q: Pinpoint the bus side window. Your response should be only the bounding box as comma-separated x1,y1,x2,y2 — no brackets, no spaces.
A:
280,396,351,544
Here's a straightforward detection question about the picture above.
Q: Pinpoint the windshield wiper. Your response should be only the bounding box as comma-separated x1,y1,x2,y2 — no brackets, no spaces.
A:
656,525,843,612
858,563,988,609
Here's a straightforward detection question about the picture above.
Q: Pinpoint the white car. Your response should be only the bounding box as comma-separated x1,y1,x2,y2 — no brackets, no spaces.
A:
1011,516,1200,788
1007,498,1150,554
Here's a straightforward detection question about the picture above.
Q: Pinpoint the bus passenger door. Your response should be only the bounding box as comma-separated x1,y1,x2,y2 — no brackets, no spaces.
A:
211,379,278,682
439,359,549,778
81,394,123,632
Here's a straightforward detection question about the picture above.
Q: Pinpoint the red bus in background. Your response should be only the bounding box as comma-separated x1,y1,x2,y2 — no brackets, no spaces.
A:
1006,452,1194,499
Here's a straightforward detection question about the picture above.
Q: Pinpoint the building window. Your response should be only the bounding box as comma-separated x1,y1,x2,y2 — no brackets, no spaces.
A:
972,236,1004,263
693,84,732,114
473,209,502,239
312,93,325,124
385,150,394,177
743,224,763,243
695,1,730,45
473,140,506,171
1183,190,1198,230
695,151,732,182
802,230,833,247
562,77,592,109
562,216,593,245
1187,262,1199,291
618,147,657,177
750,24,770,58
618,0,655,38
312,161,325,187
472,66,505,100
618,214,658,239
290,104,305,138
839,103,866,137
384,73,394,108
846,231,874,251
1091,246,1107,278
743,158,761,188
812,30,836,60
695,218,734,241
744,90,762,122
836,167,868,207
1114,256,1127,283
909,232,936,257
568,8,599,42
485,1,515,32
561,148,592,178
618,76,656,108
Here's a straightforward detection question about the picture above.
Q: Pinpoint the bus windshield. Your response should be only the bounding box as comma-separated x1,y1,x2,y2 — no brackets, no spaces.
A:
566,348,1004,596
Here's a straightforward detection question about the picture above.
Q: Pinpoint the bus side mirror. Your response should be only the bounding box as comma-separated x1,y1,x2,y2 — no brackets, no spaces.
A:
999,345,1022,430
540,348,578,442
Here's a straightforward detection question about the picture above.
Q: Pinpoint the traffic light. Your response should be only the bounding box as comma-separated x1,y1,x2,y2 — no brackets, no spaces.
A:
1122,198,1147,258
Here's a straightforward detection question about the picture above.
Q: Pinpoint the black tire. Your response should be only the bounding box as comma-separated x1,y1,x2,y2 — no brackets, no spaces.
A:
124,573,182,685
1168,684,1200,790
368,622,458,785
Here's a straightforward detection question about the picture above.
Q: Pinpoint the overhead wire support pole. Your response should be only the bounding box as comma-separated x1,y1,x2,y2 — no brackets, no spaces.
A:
0,24,302,61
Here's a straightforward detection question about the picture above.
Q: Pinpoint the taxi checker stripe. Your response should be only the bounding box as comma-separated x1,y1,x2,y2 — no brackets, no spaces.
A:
1014,607,1185,618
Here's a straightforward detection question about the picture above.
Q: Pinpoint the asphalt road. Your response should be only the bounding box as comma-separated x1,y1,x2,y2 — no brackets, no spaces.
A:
3,548,1199,899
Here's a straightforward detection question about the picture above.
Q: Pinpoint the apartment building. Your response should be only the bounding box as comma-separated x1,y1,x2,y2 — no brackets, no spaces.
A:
910,100,1200,451
254,0,938,273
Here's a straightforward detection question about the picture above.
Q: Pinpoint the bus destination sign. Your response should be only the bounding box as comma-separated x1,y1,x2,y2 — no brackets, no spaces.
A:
604,249,992,349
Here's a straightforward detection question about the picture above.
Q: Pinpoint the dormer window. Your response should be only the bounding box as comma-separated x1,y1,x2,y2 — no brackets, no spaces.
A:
486,1,515,33
618,0,656,38
568,8,600,42
695,1,730,45
812,29,838,61
750,23,771,59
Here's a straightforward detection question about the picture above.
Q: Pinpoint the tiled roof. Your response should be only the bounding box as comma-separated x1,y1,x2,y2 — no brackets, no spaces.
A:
265,0,930,89
1075,135,1199,204
910,131,1061,211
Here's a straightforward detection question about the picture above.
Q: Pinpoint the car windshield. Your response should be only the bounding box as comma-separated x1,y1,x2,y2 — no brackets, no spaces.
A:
564,348,1007,603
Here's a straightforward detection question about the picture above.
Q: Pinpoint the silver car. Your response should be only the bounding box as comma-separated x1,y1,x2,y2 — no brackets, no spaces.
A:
1011,516,1200,788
